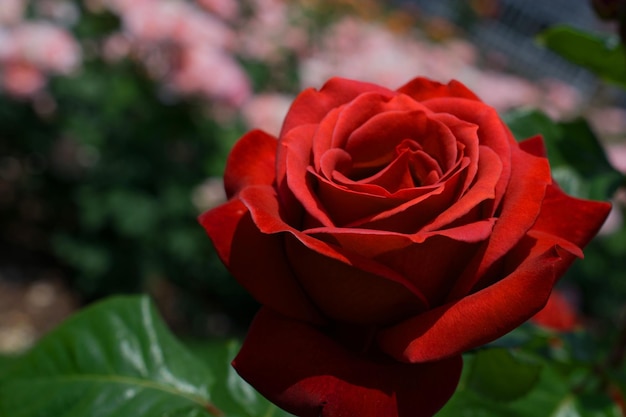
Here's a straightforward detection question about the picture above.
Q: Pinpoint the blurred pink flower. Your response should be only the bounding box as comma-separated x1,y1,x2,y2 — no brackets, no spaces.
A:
606,143,626,173
170,47,251,106
2,22,81,74
1,61,46,97
195,0,239,21
539,79,582,119
467,71,542,111
589,106,626,138
0,0,26,25
99,0,249,105
0,21,80,98
242,93,294,135
102,33,131,62
114,0,234,49
237,0,309,62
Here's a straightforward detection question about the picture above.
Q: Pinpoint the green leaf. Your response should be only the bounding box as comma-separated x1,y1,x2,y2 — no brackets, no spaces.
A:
0,296,221,417
537,25,626,87
504,109,625,201
466,349,543,402
437,349,623,417
187,340,296,417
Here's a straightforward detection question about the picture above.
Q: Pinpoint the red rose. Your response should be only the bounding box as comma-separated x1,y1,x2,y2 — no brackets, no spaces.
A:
200,77,610,417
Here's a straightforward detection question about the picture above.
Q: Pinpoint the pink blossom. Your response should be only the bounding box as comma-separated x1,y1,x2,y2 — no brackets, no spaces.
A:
589,106,626,138
4,22,81,74
116,0,234,49
237,0,309,61
195,0,239,21
102,33,132,62
169,47,251,106
1,61,46,97
242,93,294,136
0,0,26,25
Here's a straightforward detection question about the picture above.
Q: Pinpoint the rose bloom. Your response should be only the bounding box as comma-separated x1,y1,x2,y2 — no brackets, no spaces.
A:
200,77,610,417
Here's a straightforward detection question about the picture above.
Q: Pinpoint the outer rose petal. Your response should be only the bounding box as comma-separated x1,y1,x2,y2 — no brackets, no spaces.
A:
378,238,577,363
530,184,612,251
447,139,551,298
223,129,277,198
397,77,481,102
280,77,394,137
234,307,463,417
199,199,325,324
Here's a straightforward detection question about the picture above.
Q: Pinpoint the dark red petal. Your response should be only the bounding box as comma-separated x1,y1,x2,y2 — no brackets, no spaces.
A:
285,233,429,324
239,185,431,323
281,124,335,226
424,98,514,209
314,169,452,228
378,238,576,363
310,93,426,173
373,231,490,307
530,184,612,252
199,198,325,324
328,93,421,150
397,77,481,102
423,145,501,232
447,142,551,299
343,108,457,172
280,77,394,138
518,134,547,158
234,308,463,417
224,130,278,198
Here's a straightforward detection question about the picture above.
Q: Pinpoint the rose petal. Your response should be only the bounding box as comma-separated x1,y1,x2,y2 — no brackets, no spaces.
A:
313,170,444,226
378,236,577,363
308,93,426,175
286,234,429,324
234,307,463,417
446,142,551,298
282,124,335,227
423,145,502,232
343,109,458,174
280,77,394,137
308,224,488,311
530,184,612,252
424,97,515,209
518,134,547,157
397,77,481,102
238,185,431,322
345,161,466,232
224,129,278,198
199,198,325,324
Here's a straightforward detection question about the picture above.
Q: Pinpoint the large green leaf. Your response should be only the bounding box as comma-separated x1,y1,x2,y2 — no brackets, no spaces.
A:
537,25,626,87
0,296,221,417
187,340,295,417
504,109,625,201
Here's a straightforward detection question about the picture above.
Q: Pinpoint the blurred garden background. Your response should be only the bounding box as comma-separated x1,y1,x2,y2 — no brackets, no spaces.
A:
1,0,626,364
